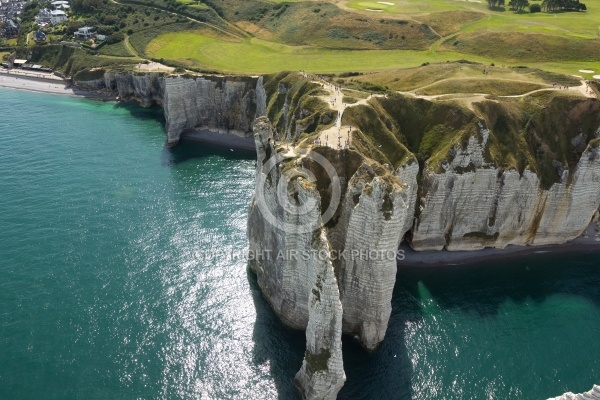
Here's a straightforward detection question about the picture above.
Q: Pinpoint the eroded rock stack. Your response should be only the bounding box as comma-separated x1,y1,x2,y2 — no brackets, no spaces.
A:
248,117,416,398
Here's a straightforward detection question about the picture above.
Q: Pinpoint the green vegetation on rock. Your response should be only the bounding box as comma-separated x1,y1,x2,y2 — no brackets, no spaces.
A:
305,349,331,372
263,72,335,142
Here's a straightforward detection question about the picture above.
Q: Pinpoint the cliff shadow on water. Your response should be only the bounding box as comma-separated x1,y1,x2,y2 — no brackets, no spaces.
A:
396,251,600,317
339,278,417,400
247,270,306,400
162,140,255,167
113,101,166,126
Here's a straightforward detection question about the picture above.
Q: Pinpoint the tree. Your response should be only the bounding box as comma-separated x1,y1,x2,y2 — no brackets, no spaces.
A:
487,0,506,9
66,20,84,35
509,0,530,11
106,31,124,44
71,0,104,13
530,3,542,12
542,0,586,11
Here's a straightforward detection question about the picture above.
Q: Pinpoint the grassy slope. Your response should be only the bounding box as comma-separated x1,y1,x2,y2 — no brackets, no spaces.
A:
444,31,600,63
98,41,136,57
348,63,582,92
260,73,600,194
25,45,140,76
415,78,547,96
263,72,336,141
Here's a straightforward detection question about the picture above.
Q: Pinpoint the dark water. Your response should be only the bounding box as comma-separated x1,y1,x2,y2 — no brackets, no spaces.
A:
0,88,598,400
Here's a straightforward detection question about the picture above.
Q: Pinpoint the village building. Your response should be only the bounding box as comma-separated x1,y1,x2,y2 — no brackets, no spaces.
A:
74,26,94,40
0,0,24,22
33,30,46,42
50,9,67,24
36,8,67,25
51,1,70,10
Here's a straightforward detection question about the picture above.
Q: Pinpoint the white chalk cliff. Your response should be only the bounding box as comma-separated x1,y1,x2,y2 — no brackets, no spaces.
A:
74,72,265,145
246,87,600,398
248,117,419,398
413,123,600,251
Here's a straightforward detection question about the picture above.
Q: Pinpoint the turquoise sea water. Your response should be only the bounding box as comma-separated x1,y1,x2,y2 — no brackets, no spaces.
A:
0,88,598,400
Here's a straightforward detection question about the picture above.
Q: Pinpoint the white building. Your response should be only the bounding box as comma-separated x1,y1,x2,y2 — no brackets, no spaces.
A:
50,9,67,25
36,8,51,24
74,26,94,40
37,8,67,25
51,1,70,9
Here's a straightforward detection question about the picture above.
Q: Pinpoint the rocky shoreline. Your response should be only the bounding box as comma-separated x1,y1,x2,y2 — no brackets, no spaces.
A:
0,70,115,100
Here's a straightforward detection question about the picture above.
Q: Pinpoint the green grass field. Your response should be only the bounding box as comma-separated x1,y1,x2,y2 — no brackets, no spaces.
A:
23,0,591,83
146,29,600,75
136,0,600,76
146,30,492,73
348,0,600,39
345,63,582,91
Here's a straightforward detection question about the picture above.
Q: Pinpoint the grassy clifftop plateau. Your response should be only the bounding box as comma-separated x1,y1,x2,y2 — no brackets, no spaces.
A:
257,72,599,193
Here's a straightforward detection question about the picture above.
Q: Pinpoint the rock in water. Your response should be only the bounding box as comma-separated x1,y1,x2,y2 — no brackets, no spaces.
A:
546,384,600,399
249,117,346,399
294,228,345,400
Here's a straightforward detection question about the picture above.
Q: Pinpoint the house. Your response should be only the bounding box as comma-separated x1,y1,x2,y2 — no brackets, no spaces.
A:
51,0,70,9
37,8,67,25
49,9,66,25
33,30,46,42
4,19,18,37
12,58,27,67
36,8,51,24
74,26,94,40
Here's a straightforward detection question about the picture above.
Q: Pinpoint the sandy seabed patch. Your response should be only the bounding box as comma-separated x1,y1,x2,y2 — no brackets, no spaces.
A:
365,8,383,11
377,1,395,5
579,69,595,73
593,75,600,80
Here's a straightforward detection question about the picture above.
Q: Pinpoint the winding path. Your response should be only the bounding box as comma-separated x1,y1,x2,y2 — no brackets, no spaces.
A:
308,71,596,149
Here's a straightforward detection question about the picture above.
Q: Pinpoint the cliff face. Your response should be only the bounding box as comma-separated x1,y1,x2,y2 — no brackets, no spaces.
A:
413,126,600,251
74,71,263,145
334,167,413,349
248,116,418,398
247,85,600,398
342,93,600,253
249,118,346,399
